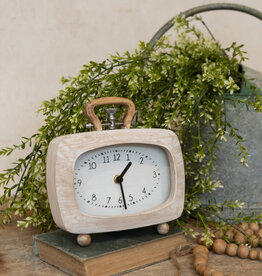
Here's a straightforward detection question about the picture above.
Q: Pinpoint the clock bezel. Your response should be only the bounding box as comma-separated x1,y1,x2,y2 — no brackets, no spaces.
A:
46,128,185,234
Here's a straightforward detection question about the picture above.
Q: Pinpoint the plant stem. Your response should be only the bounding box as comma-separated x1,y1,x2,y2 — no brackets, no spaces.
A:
10,144,41,207
212,212,248,237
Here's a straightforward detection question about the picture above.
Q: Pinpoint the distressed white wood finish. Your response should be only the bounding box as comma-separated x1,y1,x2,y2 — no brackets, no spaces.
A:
46,128,185,234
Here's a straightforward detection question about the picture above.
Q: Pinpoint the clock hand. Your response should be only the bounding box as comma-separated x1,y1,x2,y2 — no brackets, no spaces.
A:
115,162,132,210
119,180,127,210
116,161,132,183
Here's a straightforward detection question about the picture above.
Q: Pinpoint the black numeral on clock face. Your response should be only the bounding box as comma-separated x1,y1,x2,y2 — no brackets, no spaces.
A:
153,171,157,178
118,197,122,204
113,153,120,161
106,196,111,204
103,156,110,163
89,162,97,170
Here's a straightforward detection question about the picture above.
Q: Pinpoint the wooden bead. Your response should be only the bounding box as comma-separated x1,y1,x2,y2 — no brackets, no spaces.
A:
245,229,253,236
225,230,234,241
256,229,262,237
212,239,227,255
249,235,259,247
254,229,259,235
259,223,262,229
234,233,247,244
194,260,207,269
193,245,209,256
194,258,207,267
77,234,92,246
194,252,208,259
195,263,207,275
232,227,239,235
249,222,259,233
239,221,249,231
226,243,238,257
249,249,258,260
257,251,262,261
203,267,216,276
214,230,224,239
157,222,169,234
237,245,249,259
194,253,208,262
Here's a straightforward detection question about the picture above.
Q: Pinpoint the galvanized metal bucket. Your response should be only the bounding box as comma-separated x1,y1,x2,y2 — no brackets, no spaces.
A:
150,3,262,218
201,66,262,218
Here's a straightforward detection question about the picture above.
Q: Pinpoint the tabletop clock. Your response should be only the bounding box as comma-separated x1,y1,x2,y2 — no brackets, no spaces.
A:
46,97,185,246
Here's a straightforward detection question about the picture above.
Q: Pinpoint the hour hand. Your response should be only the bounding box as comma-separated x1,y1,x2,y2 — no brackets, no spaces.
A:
116,161,132,183
114,162,132,209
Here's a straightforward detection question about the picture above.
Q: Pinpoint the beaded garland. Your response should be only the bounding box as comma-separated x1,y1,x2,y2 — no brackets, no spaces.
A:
194,222,262,275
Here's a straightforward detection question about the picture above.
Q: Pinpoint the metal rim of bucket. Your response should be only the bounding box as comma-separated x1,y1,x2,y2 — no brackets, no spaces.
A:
149,3,262,47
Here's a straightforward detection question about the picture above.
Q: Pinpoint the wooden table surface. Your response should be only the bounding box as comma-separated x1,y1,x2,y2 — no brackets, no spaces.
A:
1,222,262,275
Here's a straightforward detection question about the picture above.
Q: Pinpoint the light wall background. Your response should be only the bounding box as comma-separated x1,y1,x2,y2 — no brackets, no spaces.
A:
0,0,262,175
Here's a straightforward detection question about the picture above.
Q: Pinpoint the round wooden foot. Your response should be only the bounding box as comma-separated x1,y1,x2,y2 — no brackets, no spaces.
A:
77,234,92,246
157,223,169,234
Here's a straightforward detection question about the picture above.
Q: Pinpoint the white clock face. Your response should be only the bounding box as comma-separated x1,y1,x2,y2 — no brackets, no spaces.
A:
74,144,171,216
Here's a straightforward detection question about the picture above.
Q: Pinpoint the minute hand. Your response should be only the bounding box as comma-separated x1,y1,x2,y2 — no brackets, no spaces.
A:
116,162,132,209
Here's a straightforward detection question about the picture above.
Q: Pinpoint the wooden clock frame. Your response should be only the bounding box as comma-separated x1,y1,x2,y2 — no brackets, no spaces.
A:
46,128,185,234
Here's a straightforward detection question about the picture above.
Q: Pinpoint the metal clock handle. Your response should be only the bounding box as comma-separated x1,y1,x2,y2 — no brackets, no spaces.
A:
84,97,136,131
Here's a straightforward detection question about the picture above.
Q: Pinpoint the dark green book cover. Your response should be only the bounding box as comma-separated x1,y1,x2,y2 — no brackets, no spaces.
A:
33,226,184,276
